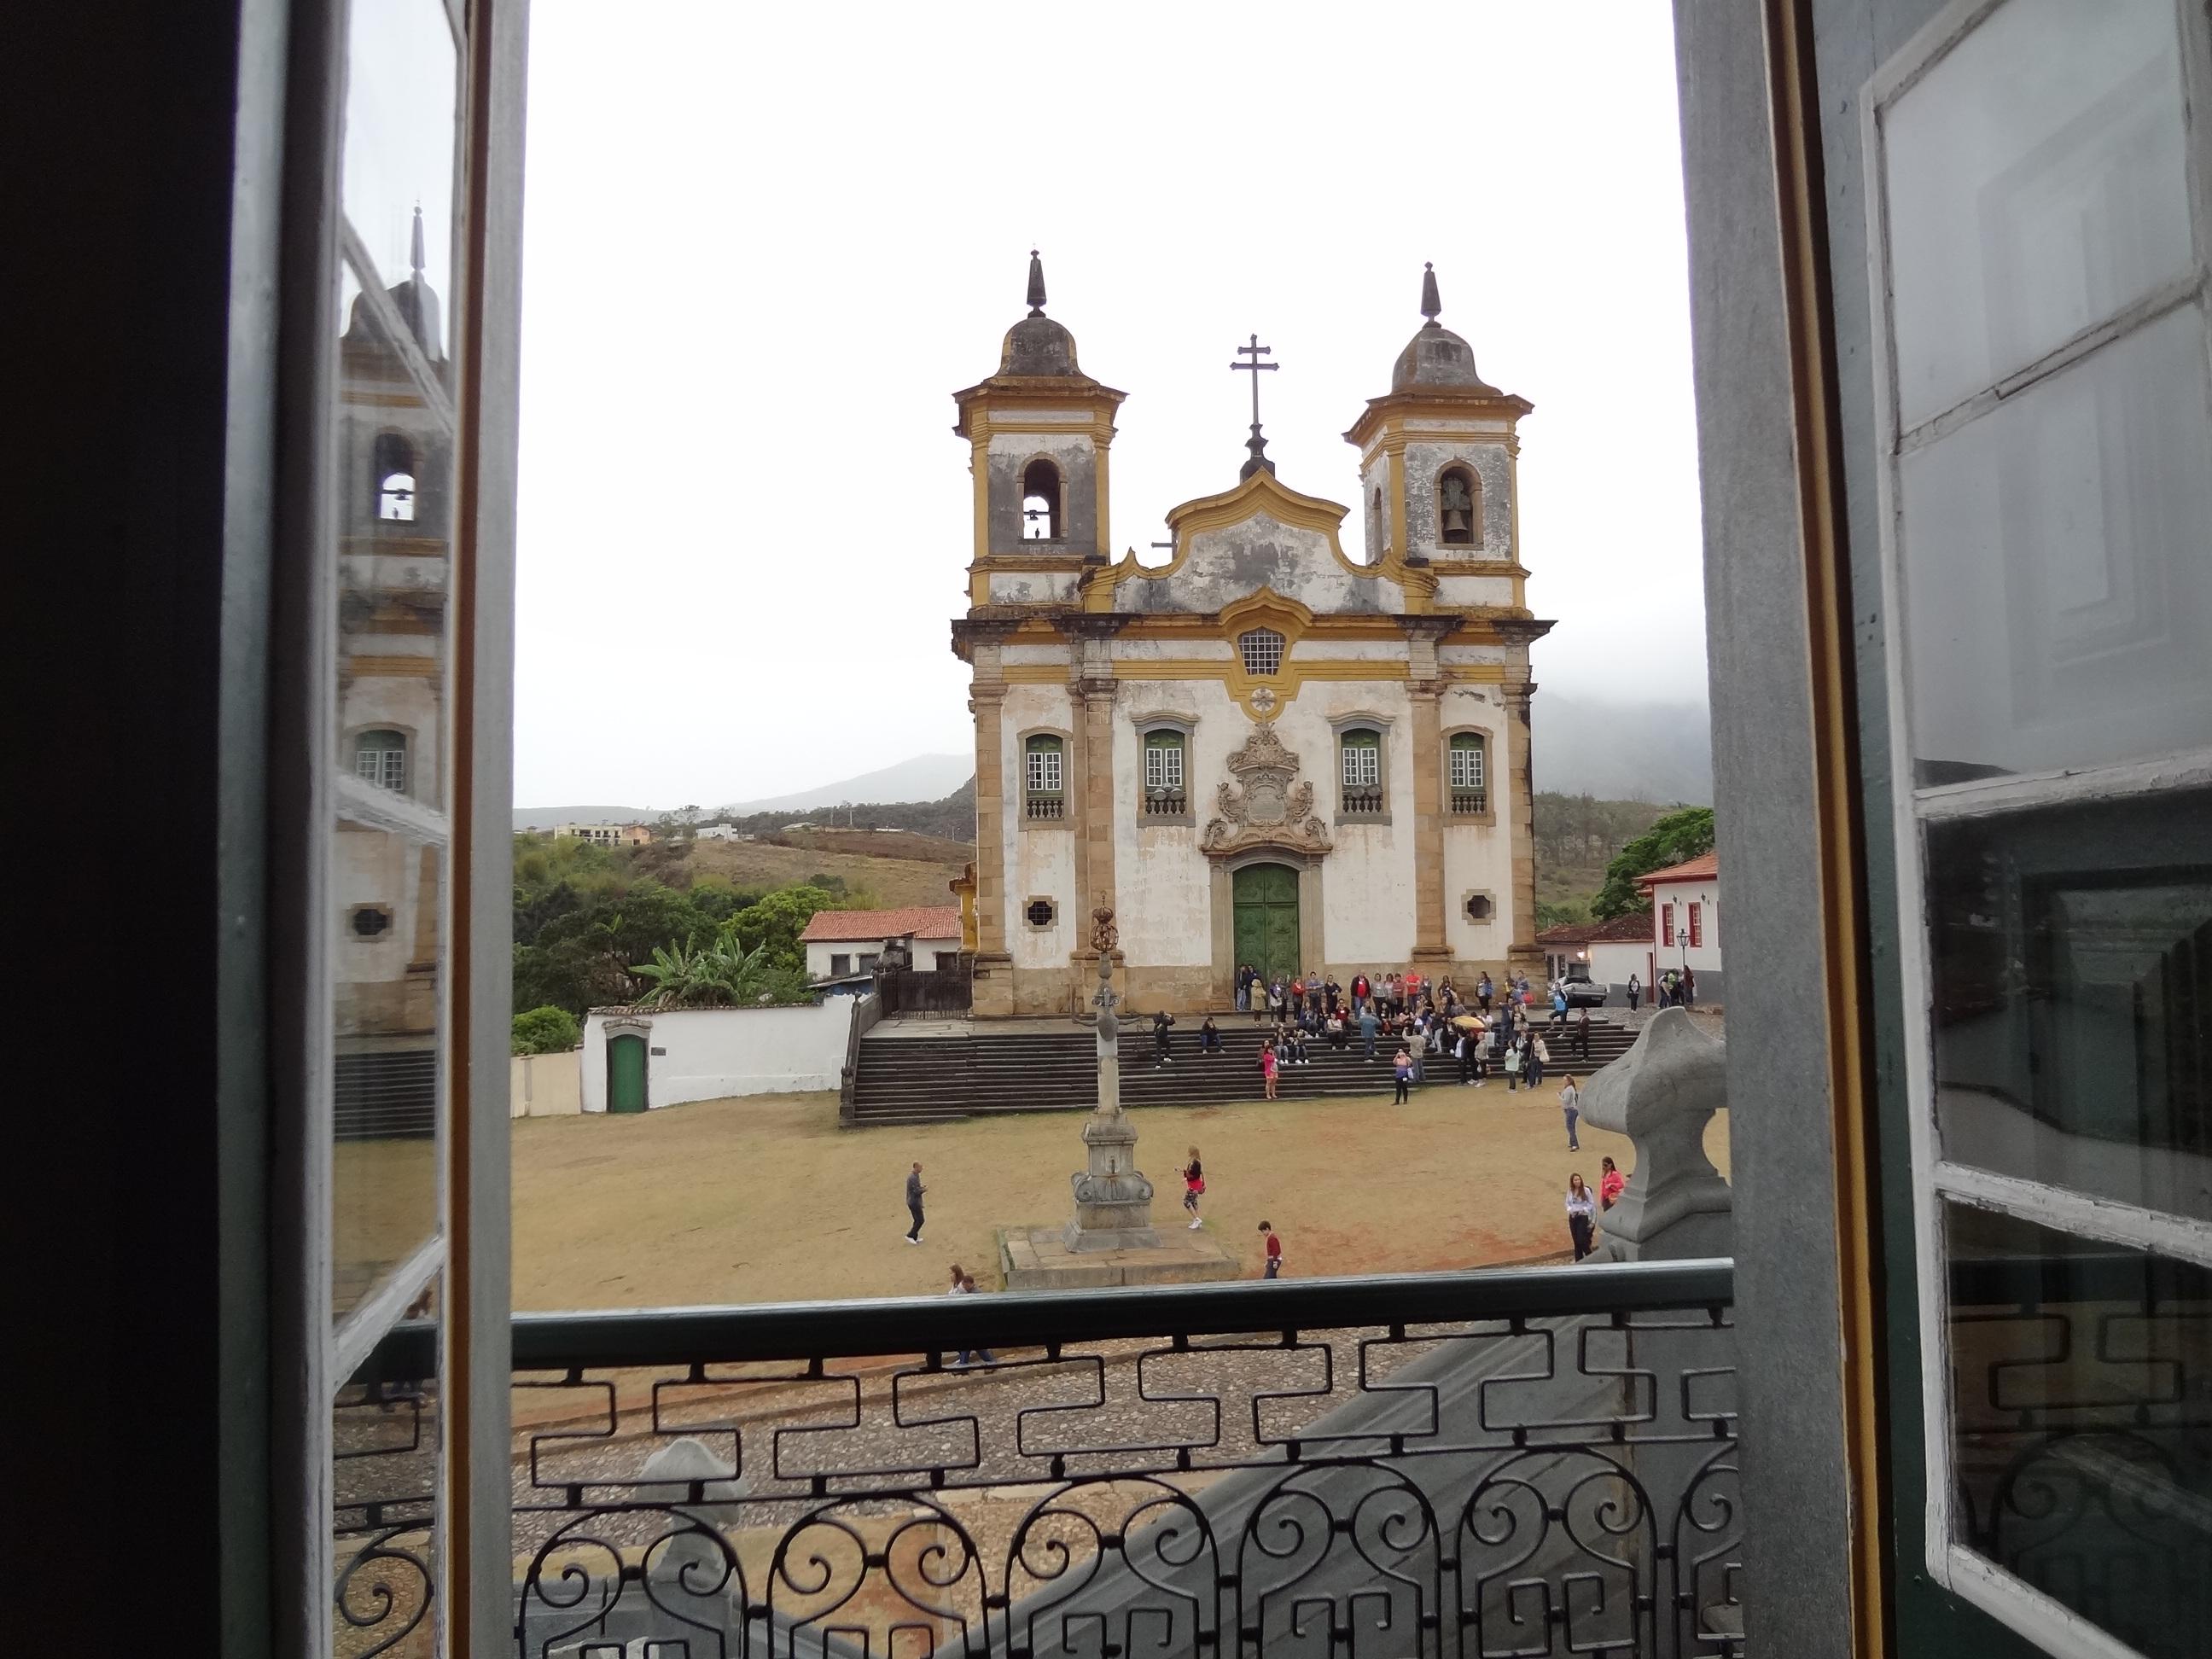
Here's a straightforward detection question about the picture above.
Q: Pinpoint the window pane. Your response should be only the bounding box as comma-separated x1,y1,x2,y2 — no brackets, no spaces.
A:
1883,0,2189,430
1926,793,2212,1220
1898,304,2212,783
333,824,444,1315
1943,1203,2210,1656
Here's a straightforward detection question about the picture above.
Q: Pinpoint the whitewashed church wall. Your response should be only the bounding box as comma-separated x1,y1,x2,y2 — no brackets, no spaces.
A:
1117,679,1230,967
1113,638,1232,664
987,570,1080,604
1001,643,1073,667
1291,640,1406,662
1442,824,1513,962
1011,825,1076,969
1437,643,1513,669
986,429,1092,461
1432,573,1520,609
1115,512,1405,616
1324,824,1411,963
333,823,426,1004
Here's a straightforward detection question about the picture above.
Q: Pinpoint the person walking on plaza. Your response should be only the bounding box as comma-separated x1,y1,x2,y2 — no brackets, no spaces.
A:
1258,1220,1284,1279
904,1162,926,1244
1627,972,1641,1012
1152,1007,1176,1068
1600,1155,1626,1212
1560,1074,1581,1150
1565,1173,1598,1261
1391,1044,1414,1104
1182,1148,1206,1228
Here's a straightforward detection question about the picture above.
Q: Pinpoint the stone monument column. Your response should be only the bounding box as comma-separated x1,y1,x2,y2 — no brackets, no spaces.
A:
1062,911,1159,1253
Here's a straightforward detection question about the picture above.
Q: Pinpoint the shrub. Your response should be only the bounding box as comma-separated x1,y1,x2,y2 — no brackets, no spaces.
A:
511,1004,581,1056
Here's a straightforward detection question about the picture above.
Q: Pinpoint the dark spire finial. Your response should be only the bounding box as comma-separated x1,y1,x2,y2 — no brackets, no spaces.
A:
1420,260,1441,327
1026,249,1047,317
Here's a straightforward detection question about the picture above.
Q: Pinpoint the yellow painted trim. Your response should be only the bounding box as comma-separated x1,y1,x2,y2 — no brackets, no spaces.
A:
970,434,989,562
1218,588,1316,639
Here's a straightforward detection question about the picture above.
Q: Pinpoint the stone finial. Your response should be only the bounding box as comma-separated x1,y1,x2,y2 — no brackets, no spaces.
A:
1027,248,1047,317
1573,1009,1732,1261
1420,260,1441,326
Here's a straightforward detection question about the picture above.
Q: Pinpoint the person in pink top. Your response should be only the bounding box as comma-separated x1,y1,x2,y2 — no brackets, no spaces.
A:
1260,1041,1278,1101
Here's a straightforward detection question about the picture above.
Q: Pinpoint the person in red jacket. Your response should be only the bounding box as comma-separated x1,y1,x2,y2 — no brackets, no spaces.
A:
1258,1220,1284,1279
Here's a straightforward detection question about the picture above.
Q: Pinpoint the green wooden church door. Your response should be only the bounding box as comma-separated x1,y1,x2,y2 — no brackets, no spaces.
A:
1232,863,1301,985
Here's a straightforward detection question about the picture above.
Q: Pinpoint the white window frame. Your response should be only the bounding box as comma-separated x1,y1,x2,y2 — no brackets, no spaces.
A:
1448,734,1486,792
354,728,408,795
1143,732,1184,792
1024,736,1063,796
1339,731,1381,790
1864,2,2212,1652
1237,628,1284,678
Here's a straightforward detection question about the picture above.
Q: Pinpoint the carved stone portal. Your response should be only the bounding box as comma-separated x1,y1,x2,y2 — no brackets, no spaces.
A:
1200,720,1332,859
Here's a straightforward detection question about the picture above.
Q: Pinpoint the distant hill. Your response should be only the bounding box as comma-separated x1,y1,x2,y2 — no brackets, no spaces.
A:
1530,695,1712,805
514,754,975,833
717,754,974,816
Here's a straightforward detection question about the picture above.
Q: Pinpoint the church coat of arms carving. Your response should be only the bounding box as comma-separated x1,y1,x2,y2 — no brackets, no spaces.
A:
1200,720,1332,859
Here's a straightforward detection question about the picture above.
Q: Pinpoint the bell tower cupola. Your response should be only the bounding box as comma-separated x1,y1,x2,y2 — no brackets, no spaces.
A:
1342,263,1533,571
952,253,1126,605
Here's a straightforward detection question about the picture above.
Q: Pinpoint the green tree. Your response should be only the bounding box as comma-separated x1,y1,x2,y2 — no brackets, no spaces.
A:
510,1004,582,1055
1536,896,1594,932
1592,806,1716,920
726,882,843,974
631,934,812,1010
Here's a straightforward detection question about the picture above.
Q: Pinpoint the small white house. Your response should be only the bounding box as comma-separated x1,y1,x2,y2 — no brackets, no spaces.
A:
799,905,963,982
695,824,755,842
581,998,862,1112
1641,853,1723,1000
554,822,620,847
1535,912,1664,998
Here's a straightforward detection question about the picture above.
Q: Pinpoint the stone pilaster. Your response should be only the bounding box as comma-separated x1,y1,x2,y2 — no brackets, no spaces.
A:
1400,619,1457,973
969,678,1013,1017
1505,678,1544,979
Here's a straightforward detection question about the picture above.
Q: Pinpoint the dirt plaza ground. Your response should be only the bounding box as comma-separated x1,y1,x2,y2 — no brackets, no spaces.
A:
509,1075,1732,1310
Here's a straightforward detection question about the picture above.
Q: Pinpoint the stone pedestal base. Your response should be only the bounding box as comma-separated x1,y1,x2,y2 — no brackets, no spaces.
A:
1062,1107,1160,1253
999,1226,1241,1290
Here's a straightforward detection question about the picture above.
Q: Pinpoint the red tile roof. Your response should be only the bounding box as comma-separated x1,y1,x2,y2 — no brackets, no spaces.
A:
797,905,963,945
1534,911,1662,946
1638,853,1719,887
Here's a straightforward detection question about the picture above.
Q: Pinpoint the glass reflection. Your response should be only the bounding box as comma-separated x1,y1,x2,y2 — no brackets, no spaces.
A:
1883,0,2189,431
333,825,443,1317
341,0,458,301
1929,792,2212,1220
1899,304,2212,784
1946,1205,2211,1657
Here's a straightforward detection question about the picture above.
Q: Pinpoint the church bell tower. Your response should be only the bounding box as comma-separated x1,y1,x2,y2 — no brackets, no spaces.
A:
951,253,1127,608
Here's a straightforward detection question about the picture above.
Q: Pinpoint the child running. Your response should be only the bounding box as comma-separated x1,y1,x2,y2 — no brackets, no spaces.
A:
1182,1148,1206,1228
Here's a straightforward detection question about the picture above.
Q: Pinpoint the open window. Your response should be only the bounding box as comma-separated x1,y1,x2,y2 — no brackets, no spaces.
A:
1020,457,1061,540
352,727,408,795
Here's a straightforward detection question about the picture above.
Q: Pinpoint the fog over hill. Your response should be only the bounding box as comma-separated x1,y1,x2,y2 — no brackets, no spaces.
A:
514,754,975,831
1529,694,1712,804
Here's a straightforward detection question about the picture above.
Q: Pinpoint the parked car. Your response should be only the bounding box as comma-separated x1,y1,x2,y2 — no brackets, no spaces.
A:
1562,969,1609,1009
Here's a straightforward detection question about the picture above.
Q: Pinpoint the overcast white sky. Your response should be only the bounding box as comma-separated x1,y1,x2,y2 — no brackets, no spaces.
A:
513,3,1703,808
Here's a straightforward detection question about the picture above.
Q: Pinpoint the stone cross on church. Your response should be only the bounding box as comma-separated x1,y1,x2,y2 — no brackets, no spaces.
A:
952,253,1550,1019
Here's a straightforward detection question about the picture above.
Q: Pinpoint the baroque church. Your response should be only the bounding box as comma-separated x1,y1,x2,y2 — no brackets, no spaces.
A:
952,254,1551,1018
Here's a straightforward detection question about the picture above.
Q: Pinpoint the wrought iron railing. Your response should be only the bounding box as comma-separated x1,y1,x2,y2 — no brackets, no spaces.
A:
1450,789,1488,816
355,1260,1743,1657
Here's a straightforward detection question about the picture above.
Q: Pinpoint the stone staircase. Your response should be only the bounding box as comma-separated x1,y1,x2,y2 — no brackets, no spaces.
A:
847,1015,1639,1126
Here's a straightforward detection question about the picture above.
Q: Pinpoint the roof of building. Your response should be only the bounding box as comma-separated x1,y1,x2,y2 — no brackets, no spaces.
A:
1534,911,1661,946
1390,265,1502,395
1639,853,1720,887
797,905,963,945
